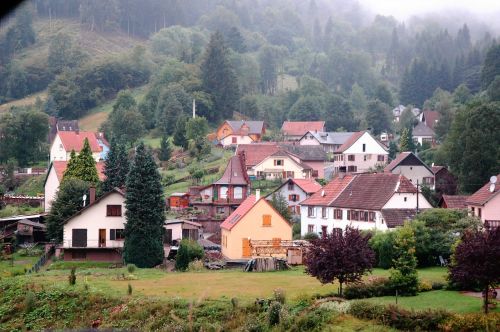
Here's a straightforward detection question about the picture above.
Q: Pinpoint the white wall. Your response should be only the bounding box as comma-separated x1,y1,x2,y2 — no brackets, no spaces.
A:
343,132,387,155
383,192,432,209
50,135,66,161
253,155,310,179
44,167,60,212
390,165,434,189
271,183,308,214
333,132,388,173
63,192,126,248
220,135,254,147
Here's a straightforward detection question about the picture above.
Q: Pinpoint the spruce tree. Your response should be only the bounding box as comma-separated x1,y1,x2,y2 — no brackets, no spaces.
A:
103,140,130,192
159,135,172,162
124,143,165,268
63,150,78,180
173,114,188,149
63,138,99,184
399,128,412,152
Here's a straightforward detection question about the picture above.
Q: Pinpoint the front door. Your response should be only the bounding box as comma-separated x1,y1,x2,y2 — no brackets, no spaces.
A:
242,238,251,258
99,229,106,248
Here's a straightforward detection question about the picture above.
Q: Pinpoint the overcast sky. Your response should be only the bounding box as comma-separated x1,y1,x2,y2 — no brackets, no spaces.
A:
359,0,500,18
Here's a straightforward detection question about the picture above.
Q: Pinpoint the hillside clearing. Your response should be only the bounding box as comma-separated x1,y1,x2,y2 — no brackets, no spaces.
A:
0,91,47,113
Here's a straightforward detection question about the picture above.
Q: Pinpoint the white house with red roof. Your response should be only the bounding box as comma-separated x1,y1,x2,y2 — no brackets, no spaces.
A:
50,131,106,162
331,131,388,174
384,152,435,189
281,121,325,141
44,161,105,212
220,192,292,260
300,173,432,236
268,178,322,216
466,175,500,228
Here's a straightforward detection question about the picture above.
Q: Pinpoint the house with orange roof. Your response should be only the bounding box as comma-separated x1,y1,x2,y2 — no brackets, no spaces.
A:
216,120,265,147
50,131,107,162
268,178,322,216
331,131,388,174
44,161,105,212
281,121,325,141
220,191,292,259
466,175,500,228
300,173,432,236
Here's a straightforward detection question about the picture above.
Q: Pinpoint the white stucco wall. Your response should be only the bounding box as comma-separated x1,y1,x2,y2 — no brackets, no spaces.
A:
253,155,310,179
63,192,127,248
383,192,432,209
469,194,500,223
271,184,308,214
44,167,60,212
332,132,388,173
390,165,434,189
50,135,66,161
220,135,254,147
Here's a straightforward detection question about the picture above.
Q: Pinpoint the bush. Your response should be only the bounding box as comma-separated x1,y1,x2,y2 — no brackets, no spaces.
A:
175,240,204,271
187,259,204,272
268,301,282,326
431,281,446,290
290,308,332,332
24,291,36,313
128,283,133,295
369,231,396,269
127,264,137,274
442,313,500,331
303,232,319,241
273,288,286,304
418,280,433,292
389,269,419,296
343,277,393,299
68,267,76,285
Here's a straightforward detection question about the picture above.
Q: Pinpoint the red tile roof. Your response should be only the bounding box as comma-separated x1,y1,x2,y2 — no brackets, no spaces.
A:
220,195,257,230
384,152,433,174
236,144,281,166
422,110,439,130
384,152,411,172
281,121,325,136
290,179,322,194
440,195,469,209
301,174,355,206
58,131,102,153
431,166,446,174
333,173,415,210
214,154,250,185
381,209,420,228
466,174,500,206
52,160,106,182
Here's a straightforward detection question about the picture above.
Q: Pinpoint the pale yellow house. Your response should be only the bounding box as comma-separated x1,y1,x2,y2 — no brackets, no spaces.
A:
220,192,292,260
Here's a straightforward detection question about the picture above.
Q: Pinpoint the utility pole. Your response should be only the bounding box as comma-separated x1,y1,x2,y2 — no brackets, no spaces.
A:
416,180,419,214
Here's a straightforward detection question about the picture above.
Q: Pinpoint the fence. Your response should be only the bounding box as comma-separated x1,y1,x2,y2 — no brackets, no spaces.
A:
26,244,54,274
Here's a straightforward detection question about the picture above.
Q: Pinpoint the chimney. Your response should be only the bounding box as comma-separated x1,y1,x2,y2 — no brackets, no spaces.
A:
255,189,260,201
89,187,96,205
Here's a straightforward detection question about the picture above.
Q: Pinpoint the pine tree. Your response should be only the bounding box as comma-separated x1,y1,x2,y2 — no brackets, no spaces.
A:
399,128,412,152
124,143,165,268
63,150,78,180
365,99,391,135
63,138,99,184
173,114,188,149
201,31,239,122
102,140,130,192
481,44,500,89
159,135,172,162
225,26,246,53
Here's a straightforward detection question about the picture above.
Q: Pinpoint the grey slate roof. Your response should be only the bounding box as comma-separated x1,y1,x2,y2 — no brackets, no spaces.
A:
226,120,264,135
302,131,356,145
413,122,435,137
281,144,327,161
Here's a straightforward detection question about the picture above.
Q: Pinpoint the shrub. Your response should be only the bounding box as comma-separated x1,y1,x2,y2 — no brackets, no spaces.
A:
175,240,204,271
318,300,351,314
127,263,137,274
187,259,204,272
290,308,332,332
303,232,318,241
231,297,238,309
343,277,393,299
369,231,396,269
128,283,133,295
442,312,500,331
24,291,36,313
68,267,76,285
273,288,286,304
431,281,446,290
418,280,433,292
268,301,282,326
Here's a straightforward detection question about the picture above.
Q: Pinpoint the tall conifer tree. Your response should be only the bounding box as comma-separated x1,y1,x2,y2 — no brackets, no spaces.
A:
124,143,165,267
103,140,130,192
63,139,99,184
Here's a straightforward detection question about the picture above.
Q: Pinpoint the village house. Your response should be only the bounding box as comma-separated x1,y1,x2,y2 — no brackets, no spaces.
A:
164,219,202,246
300,173,432,236
236,143,327,179
298,131,356,153
281,121,325,141
60,188,126,262
384,152,435,189
419,110,440,130
50,131,108,162
466,175,500,229
216,120,265,147
268,178,322,216
432,166,458,198
331,131,388,174
168,193,190,210
438,195,469,209
412,122,435,146
48,117,79,144
44,161,105,212
220,191,292,260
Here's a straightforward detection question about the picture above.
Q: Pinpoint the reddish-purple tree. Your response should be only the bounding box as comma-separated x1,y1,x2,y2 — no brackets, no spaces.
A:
449,227,500,313
304,227,375,296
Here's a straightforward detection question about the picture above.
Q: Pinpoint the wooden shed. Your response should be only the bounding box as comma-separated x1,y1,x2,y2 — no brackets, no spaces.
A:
169,193,190,210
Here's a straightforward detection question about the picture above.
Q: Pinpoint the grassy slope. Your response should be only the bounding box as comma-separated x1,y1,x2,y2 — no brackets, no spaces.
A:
14,175,45,196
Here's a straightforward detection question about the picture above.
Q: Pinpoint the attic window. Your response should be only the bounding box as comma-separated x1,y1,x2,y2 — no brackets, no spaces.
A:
262,214,271,226
107,205,122,217
274,159,284,166
362,144,366,152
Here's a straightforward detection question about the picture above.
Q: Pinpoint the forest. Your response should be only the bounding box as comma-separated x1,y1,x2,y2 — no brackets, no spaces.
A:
0,0,499,194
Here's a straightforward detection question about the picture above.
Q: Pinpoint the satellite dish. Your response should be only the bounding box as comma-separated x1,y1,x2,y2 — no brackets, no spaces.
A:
490,183,496,193
82,194,87,207
490,176,497,184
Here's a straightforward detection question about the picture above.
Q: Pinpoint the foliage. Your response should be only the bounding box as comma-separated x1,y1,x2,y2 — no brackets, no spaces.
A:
304,227,375,296
63,138,100,184
399,127,412,152
389,223,419,296
172,115,189,149
68,267,76,285
159,136,172,162
268,301,282,326
343,277,393,299
369,231,396,269
127,264,137,274
175,239,204,271
102,140,130,193
365,99,392,135
269,193,291,222
46,178,90,243
124,143,165,268
448,227,500,313
481,43,500,89
104,91,145,145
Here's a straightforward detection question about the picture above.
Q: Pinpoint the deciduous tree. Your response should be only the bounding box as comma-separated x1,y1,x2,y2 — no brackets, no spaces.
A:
389,223,419,296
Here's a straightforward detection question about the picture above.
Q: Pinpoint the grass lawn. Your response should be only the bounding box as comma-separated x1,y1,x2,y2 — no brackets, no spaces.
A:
14,174,45,196
0,252,39,277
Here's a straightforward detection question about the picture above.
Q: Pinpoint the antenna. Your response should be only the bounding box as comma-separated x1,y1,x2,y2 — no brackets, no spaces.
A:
489,184,495,193
82,194,87,207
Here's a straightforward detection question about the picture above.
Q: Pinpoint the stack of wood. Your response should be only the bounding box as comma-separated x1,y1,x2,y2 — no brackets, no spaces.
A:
245,257,289,272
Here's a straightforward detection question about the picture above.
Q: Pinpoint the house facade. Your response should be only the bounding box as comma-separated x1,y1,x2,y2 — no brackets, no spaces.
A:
252,150,313,180
44,161,105,212
268,178,322,215
466,175,500,228
438,195,469,209
216,120,265,147
331,131,388,173
384,152,435,189
412,122,435,146
50,131,104,162
300,173,432,236
281,121,325,141
164,219,202,245
220,193,292,260
61,188,126,262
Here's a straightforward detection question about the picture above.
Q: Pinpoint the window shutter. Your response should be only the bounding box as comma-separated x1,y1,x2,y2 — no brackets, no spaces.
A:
263,214,271,226
110,229,116,240
347,210,351,220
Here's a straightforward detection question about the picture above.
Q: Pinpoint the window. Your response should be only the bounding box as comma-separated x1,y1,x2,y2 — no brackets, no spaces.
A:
334,209,342,219
216,206,225,214
262,214,271,226
288,182,294,191
333,228,342,236
106,205,122,217
478,208,482,218
347,210,351,220
220,186,228,199
308,224,314,233
471,207,475,216
286,171,294,178
274,159,284,166
110,229,125,240
423,177,434,185
289,194,298,202
362,211,368,221
404,197,407,202
308,207,315,217
72,229,87,247
312,170,319,177
231,137,237,144
369,212,375,222
347,166,357,172
362,143,366,152
234,186,243,199
348,155,355,161
352,210,359,221
59,144,63,151
377,155,385,162
322,207,327,219
164,229,173,244
321,226,328,236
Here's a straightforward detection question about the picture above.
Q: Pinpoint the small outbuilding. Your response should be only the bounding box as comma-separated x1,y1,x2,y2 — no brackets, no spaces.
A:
169,193,190,210
164,219,202,246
